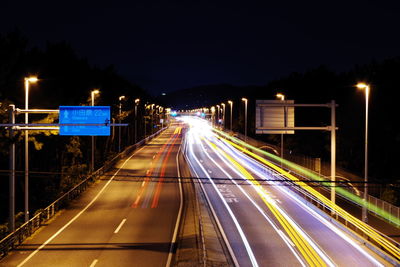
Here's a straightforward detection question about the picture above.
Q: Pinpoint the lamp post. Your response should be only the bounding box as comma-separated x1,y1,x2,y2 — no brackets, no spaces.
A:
211,106,215,127
221,103,225,129
24,76,38,222
151,104,155,134
118,96,125,152
228,100,233,131
135,98,140,143
91,89,99,173
357,83,370,223
241,98,248,141
276,93,285,166
216,105,220,127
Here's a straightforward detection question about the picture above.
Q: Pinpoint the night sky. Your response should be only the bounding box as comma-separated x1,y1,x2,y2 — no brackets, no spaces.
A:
2,1,400,96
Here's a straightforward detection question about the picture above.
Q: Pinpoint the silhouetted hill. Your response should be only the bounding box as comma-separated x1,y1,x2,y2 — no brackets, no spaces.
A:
161,84,264,109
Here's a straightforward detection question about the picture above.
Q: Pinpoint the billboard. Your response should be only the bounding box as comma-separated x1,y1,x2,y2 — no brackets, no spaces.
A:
255,100,294,134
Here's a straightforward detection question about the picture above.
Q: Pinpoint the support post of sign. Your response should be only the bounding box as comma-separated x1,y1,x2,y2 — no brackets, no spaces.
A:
8,105,15,232
331,100,336,211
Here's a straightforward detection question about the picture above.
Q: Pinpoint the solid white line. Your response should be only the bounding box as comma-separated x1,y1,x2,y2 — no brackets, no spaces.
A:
16,145,147,267
114,219,127,234
89,259,98,267
200,138,306,266
165,142,184,267
188,136,258,267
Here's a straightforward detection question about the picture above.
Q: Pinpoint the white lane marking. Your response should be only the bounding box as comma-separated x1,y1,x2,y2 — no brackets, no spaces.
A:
89,259,98,267
114,219,127,234
199,139,305,266
207,169,212,174
188,137,258,267
16,145,147,267
214,139,336,266
165,142,184,267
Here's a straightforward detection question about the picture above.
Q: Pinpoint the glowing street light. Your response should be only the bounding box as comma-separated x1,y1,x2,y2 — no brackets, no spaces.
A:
221,103,226,129
242,98,248,141
24,76,38,222
91,89,100,173
228,100,233,130
276,93,285,101
356,82,370,223
118,96,125,152
135,98,140,143
276,93,286,166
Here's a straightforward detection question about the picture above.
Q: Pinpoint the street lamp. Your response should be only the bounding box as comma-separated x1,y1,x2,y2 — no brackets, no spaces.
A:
211,106,215,127
228,100,233,131
216,105,220,126
221,103,226,129
135,98,140,143
356,82,370,223
91,89,99,173
242,98,248,141
118,96,125,152
151,104,155,134
24,76,38,222
276,93,285,166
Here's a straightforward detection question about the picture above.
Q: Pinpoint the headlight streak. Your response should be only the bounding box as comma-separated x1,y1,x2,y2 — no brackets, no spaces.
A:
220,136,400,261
197,136,307,267
186,127,259,267
214,128,400,227
201,136,333,267
215,136,385,266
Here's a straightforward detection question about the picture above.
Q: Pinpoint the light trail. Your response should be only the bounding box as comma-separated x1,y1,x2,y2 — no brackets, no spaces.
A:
214,136,385,266
201,136,332,267
186,127,259,267
220,136,400,261
214,128,400,227
196,135,307,267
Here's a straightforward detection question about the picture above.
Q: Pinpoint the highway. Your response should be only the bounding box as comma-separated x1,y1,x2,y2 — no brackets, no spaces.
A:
0,124,183,267
182,116,394,267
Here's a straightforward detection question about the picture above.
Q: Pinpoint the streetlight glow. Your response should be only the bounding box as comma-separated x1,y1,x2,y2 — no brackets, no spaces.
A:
26,77,38,83
119,95,125,101
356,83,368,89
276,93,285,101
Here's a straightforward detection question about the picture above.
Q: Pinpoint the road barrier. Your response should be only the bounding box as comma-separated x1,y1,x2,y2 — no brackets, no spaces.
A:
0,128,167,259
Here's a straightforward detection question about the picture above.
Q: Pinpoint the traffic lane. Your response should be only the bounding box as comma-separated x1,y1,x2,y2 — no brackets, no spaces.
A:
217,138,389,266
0,127,180,267
187,139,302,266
185,150,253,266
94,130,182,266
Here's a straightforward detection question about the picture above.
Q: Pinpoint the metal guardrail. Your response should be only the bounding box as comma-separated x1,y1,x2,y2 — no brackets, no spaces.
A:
0,128,167,259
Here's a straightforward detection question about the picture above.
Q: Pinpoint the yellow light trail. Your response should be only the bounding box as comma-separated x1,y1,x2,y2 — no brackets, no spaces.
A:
221,137,400,262
204,138,328,267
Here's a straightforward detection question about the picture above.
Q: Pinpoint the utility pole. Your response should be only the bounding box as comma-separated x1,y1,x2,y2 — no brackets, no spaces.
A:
331,100,336,211
9,105,15,231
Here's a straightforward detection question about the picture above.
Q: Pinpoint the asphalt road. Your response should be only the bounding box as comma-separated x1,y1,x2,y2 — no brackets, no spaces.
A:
182,116,392,267
0,123,182,267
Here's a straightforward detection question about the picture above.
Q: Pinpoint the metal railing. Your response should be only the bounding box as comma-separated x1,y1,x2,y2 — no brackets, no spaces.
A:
0,128,166,259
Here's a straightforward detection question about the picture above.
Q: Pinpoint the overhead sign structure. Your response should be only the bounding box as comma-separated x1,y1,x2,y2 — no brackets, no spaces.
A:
59,106,111,136
255,100,295,134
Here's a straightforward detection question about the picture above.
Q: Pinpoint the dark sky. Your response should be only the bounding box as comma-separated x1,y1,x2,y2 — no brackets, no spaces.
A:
2,1,400,96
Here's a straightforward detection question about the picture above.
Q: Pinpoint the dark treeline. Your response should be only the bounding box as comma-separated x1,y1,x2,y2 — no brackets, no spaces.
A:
0,30,156,230
163,60,400,196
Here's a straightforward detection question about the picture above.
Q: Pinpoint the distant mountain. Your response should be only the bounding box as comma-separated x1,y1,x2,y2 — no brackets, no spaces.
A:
160,84,266,109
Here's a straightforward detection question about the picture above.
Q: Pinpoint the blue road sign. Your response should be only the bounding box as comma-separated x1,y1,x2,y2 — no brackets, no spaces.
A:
59,106,111,136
